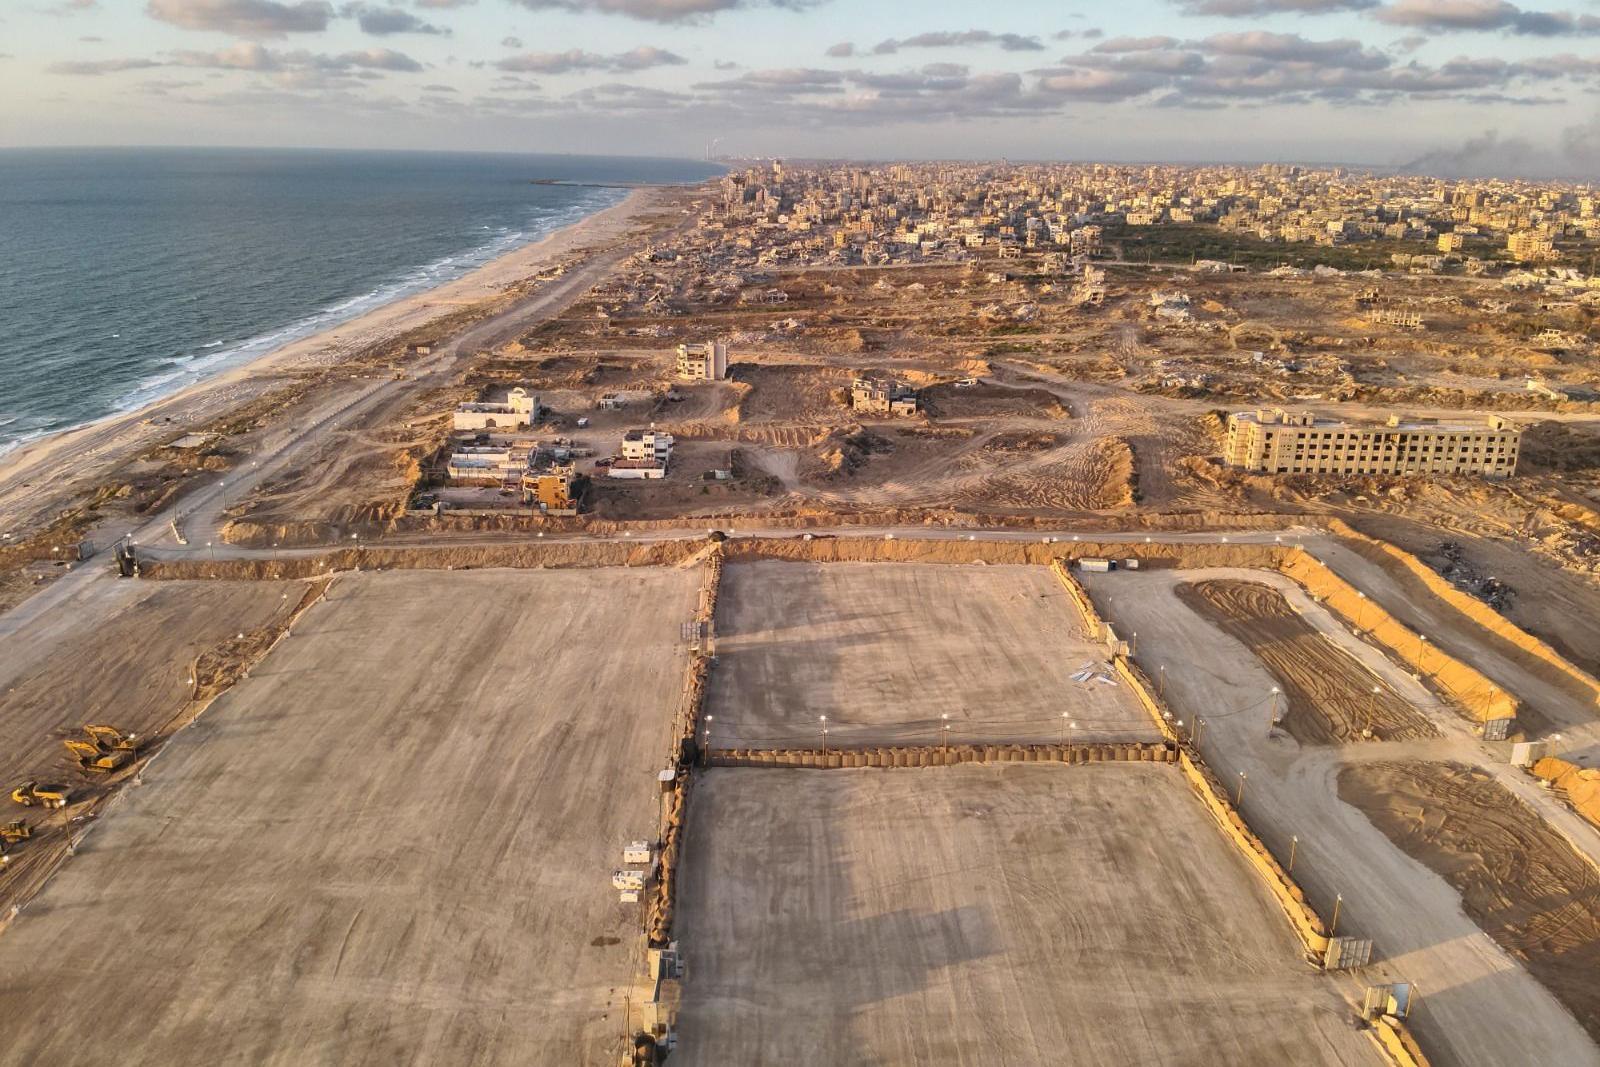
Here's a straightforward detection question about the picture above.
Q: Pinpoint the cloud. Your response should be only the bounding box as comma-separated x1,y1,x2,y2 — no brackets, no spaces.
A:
339,3,449,33
1091,35,1181,53
50,57,165,74
1176,0,1378,13
146,0,334,36
167,42,425,73
871,30,1046,54
1203,30,1390,68
502,36,523,47
507,0,817,23
1373,0,1600,35
825,41,853,57
496,45,686,73
416,0,472,6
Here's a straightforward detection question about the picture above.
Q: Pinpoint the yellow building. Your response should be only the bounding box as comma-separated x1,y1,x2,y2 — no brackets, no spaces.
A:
1225,409,1520,478
522,464,577,514
1507,230,1555,261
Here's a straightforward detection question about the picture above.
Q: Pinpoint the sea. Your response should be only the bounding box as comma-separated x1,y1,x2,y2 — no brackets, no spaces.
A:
0,147,722,458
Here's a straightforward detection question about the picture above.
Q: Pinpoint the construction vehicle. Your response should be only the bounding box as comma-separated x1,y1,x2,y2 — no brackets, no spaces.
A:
11,782,70,809
64,739,132,773
0,820,30,845
83,725,139,751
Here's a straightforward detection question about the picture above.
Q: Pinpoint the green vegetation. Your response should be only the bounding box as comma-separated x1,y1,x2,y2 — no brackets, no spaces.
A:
1103,223,1444,272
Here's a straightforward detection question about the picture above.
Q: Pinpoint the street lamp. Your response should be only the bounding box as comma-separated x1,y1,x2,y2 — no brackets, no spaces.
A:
1268,686,1282,735
1236,771,1247,805
1060,712,1069,747
820,715,828,759
701,714,713,765
1288,834,1299,873
1158,664,1167,700
1364,685,1380,738
1193,716,1205,749
941,713,951,762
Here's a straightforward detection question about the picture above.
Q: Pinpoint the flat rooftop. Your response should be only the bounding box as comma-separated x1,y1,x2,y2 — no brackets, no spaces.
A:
672,764,1380,1066
0,567,697,1066
707,562,1159,748
1232,408,1516,435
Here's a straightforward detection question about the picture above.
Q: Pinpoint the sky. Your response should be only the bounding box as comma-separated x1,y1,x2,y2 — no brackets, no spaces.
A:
4,0,1600,175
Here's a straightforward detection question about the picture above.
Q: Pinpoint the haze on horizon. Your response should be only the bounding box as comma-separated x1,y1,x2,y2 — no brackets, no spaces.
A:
4,0,1600,179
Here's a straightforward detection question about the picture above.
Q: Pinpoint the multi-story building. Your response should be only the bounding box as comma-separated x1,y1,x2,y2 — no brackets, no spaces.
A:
676,341,729,381
611,429,674,479
1225,409,1520,478
1507,230,1556,261
850,377,919,417
522,463,577,514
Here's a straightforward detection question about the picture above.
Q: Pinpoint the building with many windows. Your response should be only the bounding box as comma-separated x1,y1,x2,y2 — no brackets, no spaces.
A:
1225,409,1520,478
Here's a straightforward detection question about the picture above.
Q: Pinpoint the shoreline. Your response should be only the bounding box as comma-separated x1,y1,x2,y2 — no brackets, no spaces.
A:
0,187,657,535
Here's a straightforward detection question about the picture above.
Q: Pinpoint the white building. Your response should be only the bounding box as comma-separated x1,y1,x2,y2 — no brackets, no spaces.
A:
453,387,541,431
610,429,674,479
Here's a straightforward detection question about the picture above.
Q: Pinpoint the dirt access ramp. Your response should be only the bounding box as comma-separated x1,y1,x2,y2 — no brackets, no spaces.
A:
1177,579,1436,745
671,763,1380,1067
0,567,699,1067
1339,761,1600,1051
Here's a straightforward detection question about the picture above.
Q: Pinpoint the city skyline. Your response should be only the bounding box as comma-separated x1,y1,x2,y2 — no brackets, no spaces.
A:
5,0,1600,176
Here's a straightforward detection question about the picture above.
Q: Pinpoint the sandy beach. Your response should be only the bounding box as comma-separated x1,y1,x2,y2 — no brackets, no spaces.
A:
0,188,659,539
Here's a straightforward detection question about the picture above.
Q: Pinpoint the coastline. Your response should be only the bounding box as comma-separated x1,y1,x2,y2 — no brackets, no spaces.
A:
0,187,657,535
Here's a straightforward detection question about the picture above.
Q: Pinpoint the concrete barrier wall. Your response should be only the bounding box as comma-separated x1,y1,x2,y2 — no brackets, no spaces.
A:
1282,547,1518,724
707,742,1176,768
646,545,723,949
1177,750,1332,958
1328,518,1600,711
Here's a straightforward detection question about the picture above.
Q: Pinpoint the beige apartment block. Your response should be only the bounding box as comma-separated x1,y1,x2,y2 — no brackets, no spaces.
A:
676,341,729,381
1225,408,1520,478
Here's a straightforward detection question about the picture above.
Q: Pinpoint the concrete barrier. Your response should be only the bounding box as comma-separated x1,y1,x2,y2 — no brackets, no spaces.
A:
1177,750,1331,959
705,742,1176,768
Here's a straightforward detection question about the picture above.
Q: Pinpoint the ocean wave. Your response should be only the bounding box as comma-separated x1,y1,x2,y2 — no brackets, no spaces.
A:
96,189,628,421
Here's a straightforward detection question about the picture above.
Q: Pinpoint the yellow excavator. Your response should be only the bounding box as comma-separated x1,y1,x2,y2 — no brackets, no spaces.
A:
11,782,70,809
64,739,132,773
83,725,139,751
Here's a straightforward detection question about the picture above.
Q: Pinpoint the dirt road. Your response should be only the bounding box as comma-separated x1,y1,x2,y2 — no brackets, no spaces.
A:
1177,578,1436,744
1340,761,1600,1047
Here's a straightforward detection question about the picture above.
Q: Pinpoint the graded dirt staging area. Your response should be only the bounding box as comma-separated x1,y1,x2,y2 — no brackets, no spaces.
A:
706,562,1159,748
0,567,697,1067
1339,761,1600,1047
1176,578,1436,745
1083,564,1600,1067
672,763,1379,1067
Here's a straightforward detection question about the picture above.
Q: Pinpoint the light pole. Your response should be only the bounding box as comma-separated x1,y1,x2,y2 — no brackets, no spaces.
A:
819,715,828,760
1193,716,1205,749
1158,664,1167,700
1365,685,1380,738
1236,771,1247,806
1268,686,1281,735
1356,591,1367,632
1288,834,1299,873
1417,633,1429,676
941,713,951,762
701,714,712,766
1330,892,1344,937
1060,712,1069,747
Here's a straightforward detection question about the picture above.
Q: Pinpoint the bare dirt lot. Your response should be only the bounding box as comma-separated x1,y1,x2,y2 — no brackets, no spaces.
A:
1339,761,1600,1048
1176,578,1437,744
0,566,698,1067
672,763,1380,1066
707,562,1159,748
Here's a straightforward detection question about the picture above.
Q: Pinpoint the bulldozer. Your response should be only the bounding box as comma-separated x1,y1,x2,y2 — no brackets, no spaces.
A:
11,782,70,809
83,725,139,751
64,739,132,773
